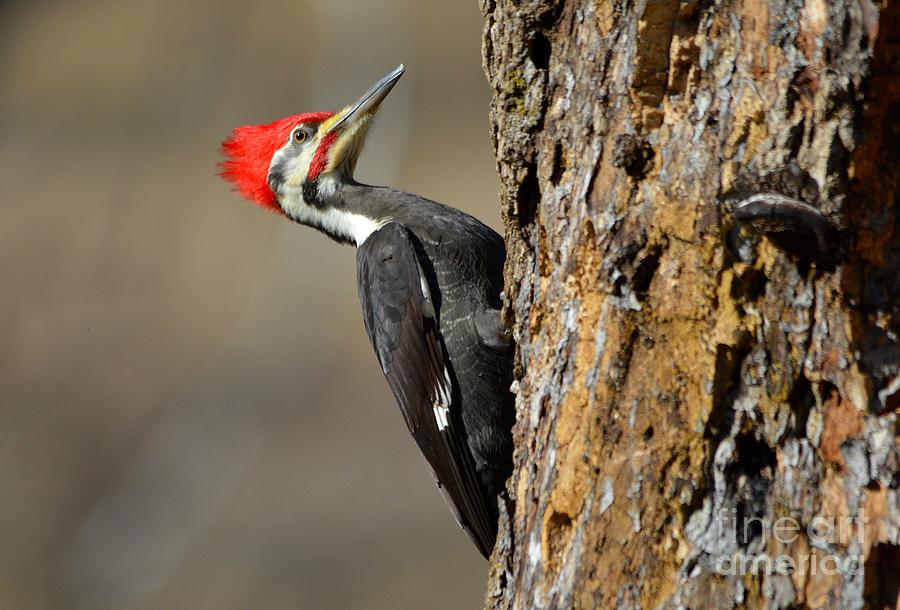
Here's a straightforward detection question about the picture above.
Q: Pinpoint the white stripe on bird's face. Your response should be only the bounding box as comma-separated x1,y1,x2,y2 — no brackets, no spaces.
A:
268,127,388,246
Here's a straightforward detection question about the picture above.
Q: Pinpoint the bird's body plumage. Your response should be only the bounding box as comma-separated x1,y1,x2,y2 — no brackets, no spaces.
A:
301,185,514,558
220,66,514,558
356,205,512,556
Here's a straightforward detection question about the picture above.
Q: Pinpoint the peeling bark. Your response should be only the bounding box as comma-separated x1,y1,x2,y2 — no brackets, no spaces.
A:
480,0,899,608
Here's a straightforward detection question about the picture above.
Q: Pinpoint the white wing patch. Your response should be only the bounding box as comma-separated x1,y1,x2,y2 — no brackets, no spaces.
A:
433,365,453,431
413,254,451,431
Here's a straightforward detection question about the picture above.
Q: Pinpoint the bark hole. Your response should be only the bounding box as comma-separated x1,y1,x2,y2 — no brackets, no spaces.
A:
516,165,540,228
786,374,815,435
529,32,551,71
729,267,768,304
544,510,574,571
549,142,564,186
613,134,655,180
863,543,900,609
708,341,752,438
631,245,663,298
726,432,776,548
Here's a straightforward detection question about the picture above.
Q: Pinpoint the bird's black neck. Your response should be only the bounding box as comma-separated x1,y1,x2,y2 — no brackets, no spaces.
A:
286,178,479,249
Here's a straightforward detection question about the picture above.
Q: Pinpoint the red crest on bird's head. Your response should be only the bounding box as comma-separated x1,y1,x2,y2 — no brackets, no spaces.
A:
219,112,333,213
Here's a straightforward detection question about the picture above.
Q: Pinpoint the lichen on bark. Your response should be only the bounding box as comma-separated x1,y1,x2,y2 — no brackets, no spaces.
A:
480,0,900,608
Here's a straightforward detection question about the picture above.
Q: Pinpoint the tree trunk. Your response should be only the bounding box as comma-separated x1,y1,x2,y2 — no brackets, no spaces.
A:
480,0,900,608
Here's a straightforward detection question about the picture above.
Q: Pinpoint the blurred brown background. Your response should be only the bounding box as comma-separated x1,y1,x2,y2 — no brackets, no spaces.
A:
0,1,499,608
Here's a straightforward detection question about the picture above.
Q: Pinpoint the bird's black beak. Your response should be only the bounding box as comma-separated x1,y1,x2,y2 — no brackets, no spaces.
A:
327,64,405,135
317,64,404,178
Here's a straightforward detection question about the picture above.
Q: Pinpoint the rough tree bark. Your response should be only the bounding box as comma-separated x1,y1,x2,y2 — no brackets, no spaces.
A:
480,0,899,608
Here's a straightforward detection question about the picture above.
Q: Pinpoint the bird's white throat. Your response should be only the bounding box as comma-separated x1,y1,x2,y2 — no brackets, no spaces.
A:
280,178,388,246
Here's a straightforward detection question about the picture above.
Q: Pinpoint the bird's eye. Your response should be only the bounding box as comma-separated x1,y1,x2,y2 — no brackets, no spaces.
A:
292,128,307,144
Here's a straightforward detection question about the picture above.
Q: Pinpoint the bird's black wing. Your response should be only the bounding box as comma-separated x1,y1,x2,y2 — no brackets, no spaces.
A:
356,222,497,557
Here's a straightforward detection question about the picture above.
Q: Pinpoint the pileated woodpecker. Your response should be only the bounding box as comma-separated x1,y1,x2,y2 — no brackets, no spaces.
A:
220,65,514,558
